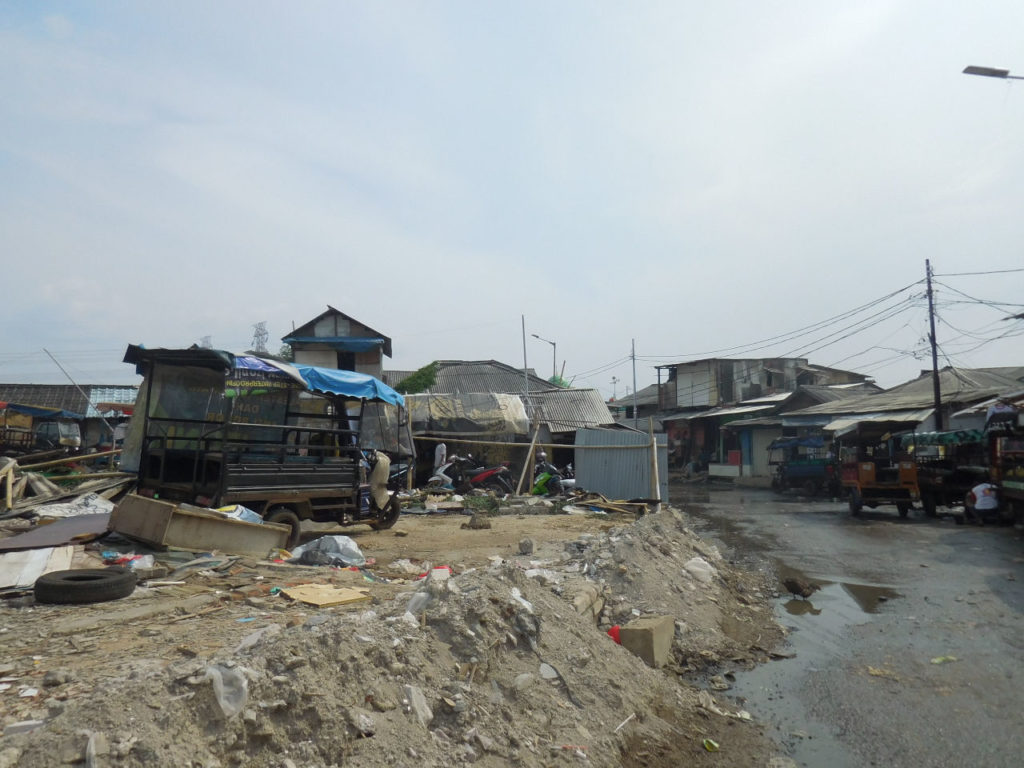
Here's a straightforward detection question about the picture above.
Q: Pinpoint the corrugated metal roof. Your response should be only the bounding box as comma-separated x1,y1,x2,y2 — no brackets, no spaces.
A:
384,361,556,396
84,386,139,418
531,389,616,433
789,367,1018,417
824,408,934,436
742,392,792,404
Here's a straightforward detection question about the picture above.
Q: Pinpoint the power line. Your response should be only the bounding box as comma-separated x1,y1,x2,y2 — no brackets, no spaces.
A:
635,280,924,363
935,267,1024,277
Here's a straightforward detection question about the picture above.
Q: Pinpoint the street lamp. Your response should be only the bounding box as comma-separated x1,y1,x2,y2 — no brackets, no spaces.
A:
531,333,557,380
963,65,1024,80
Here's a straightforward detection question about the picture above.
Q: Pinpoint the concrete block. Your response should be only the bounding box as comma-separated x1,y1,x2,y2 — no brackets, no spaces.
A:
619,615,674,668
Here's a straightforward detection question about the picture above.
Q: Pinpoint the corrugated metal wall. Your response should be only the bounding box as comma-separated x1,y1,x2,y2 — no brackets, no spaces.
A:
575,427,669,503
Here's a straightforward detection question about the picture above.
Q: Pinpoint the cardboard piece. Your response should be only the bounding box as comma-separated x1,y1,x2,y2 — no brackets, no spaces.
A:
280,584,371,607
0,545,74,590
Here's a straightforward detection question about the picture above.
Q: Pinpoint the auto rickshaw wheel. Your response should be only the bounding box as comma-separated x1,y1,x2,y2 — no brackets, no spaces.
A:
848,489,863,516
897,502,911,519
265,507,302,549
803,480,818,497
369,495,401,530
921,494,937,518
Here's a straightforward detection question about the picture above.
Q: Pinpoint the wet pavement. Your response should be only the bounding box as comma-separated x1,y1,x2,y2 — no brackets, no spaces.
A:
674,484,1024,768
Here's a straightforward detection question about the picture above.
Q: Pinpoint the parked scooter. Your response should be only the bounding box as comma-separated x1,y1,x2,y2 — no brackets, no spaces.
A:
532,451,573,496
428,455,514,494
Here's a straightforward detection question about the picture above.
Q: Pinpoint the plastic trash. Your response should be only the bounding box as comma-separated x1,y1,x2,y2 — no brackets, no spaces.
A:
288,535,366,567
683,556,717,584
703,738,720,752
205,664,248,718
218,504,263,524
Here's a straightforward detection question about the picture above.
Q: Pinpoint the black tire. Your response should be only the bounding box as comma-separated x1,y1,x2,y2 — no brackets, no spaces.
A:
803,480,818,497
897,502,911,519
848,488,863,516
921,494,937,518
34,567,136,605
369,495,401,530
264,506,302,549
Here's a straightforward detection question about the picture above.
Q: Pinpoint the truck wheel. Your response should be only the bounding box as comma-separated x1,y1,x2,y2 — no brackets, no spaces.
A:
34,567,136,605
897,502,911,519
921,494,937,518
265,507,301,549
848,489,863,516
369,495,401,530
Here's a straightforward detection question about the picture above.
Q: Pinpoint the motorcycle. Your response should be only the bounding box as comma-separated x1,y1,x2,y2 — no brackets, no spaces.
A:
428,455,514,494
532,458,574,496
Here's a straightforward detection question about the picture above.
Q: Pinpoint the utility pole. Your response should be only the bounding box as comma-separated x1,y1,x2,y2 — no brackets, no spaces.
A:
926,259,943,431
631,339,638,429
611,376,619,400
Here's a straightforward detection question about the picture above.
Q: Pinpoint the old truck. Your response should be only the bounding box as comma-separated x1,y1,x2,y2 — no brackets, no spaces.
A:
0,402,82,456
121,346,412,547
837,424,919,517
901,430,989,519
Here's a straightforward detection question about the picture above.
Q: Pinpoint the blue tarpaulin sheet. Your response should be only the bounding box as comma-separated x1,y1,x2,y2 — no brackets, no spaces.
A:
294,365,405,407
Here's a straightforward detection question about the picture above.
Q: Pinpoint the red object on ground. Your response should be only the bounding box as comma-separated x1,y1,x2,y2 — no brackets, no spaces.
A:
607,625,621,644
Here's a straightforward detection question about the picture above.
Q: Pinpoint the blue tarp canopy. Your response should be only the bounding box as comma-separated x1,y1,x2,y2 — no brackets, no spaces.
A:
0,402,83,420
294,365,404,407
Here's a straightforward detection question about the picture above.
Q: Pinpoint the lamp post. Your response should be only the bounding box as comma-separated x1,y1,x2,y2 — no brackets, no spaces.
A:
531,334,557,380
963,65,1024,80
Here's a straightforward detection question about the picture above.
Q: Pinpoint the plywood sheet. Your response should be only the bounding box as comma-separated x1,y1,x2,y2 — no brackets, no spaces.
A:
0,513,110,552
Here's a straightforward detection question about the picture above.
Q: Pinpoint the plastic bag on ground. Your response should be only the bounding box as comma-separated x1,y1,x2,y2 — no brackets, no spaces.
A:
288,535,366,567
204,664,248,718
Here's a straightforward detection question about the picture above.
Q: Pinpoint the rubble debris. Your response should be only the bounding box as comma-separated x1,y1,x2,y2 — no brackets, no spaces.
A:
619,615,675,668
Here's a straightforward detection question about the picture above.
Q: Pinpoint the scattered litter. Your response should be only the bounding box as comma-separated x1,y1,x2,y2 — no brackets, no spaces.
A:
613,713,636,732
930,655,959,665
703,738,720,752
288,535,366,568
217,504,263,524
867,666,900,680
204,664,248,718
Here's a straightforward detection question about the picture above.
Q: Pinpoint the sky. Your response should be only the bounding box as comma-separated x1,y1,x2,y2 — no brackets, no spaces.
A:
2,1,1023,396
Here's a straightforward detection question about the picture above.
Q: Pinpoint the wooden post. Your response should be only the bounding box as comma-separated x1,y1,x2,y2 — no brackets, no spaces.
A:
516,425,541,496
649,417,661,513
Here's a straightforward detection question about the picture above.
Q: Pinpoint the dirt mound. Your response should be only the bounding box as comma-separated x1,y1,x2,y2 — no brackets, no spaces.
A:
4,506,786,766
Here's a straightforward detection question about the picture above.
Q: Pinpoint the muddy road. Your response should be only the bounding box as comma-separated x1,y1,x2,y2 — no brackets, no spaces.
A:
675,485,1024,768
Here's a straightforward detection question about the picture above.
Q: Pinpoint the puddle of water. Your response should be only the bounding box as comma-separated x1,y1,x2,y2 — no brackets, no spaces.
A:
730,566,902,765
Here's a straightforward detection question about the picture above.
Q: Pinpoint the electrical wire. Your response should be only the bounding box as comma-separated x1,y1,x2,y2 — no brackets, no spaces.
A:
635,280,924,363
934,267,1024,277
